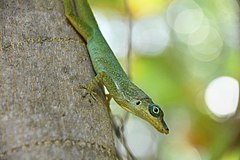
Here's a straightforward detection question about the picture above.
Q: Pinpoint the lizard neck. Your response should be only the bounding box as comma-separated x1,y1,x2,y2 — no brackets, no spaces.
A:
113,80,150,106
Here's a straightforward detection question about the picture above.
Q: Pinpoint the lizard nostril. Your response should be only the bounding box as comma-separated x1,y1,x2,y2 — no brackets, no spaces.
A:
136,101,141,105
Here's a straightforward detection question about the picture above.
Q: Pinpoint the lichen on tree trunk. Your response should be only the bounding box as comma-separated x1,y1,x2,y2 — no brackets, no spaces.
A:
0,0,117,159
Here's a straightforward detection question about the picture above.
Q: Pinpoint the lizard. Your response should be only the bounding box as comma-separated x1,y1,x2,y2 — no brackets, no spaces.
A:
63,0,169,134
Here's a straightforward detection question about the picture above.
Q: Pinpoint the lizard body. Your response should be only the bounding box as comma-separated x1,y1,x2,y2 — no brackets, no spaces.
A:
64,0,169,134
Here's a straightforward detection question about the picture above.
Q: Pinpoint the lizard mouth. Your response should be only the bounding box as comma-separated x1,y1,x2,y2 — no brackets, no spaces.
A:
162,127,169,134
158,119,169,134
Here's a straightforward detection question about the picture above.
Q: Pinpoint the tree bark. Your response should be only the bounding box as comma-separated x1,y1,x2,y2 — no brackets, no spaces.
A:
0,0,116,159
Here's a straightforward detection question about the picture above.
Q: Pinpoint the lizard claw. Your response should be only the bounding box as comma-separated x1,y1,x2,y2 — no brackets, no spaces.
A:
79,85,97,101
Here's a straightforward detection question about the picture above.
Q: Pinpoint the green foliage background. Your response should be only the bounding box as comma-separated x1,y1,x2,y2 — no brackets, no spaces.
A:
90,0,240,159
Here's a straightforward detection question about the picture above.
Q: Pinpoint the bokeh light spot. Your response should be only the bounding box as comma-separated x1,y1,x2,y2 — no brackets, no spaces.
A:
188,27,223,62
166,0,202,30
174,9,204,34
205,76,239,118
94,9,128,58
188,25,209,45
125,118,157,158
132,16,169,55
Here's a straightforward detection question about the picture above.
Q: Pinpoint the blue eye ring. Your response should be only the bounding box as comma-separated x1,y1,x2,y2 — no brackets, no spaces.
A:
148,104,161,117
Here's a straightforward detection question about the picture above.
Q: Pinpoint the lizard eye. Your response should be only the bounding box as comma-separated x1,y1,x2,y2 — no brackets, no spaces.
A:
148,104,161,117
136,100,141,105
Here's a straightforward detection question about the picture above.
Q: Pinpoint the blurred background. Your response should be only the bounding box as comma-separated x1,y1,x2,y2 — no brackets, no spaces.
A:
89,0,240,159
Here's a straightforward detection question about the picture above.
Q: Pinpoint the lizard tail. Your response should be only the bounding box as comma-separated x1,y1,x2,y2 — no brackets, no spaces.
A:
64,0,99,41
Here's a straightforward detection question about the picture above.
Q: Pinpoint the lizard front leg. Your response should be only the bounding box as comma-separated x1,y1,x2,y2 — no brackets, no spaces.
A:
80,72,106,100
84,72,115,104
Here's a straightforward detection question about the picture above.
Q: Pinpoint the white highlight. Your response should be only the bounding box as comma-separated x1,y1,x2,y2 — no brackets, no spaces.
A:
205,76,239,118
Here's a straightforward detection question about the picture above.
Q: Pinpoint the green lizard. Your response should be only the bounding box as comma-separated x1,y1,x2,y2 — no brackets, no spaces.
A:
63,0,169,134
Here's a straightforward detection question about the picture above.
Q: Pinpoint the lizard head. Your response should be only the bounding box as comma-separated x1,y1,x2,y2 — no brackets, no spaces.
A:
134,98,169,134
118,97,169,134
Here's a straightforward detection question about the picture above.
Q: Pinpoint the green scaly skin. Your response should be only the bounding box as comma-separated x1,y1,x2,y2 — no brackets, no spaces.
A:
64,0,169,134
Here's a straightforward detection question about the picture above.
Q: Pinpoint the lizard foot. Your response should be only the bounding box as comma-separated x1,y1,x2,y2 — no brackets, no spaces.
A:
79,85,97,101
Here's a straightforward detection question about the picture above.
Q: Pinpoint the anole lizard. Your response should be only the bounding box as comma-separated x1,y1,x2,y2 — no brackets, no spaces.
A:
63,0,169,134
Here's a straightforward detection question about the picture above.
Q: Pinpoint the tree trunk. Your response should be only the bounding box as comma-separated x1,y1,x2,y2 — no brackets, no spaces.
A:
0,0,116,159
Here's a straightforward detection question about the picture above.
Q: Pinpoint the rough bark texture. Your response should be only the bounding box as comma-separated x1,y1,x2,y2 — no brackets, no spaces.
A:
0,0,117,159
